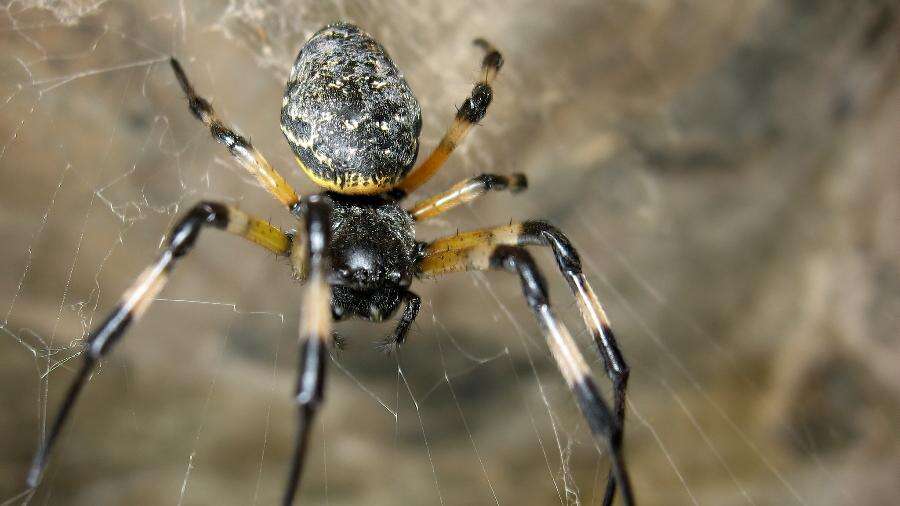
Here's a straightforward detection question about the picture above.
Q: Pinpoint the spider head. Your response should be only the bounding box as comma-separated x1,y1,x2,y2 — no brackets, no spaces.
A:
324,193,416,293
329,241,411,291
281,22,422,195
327,235,410,322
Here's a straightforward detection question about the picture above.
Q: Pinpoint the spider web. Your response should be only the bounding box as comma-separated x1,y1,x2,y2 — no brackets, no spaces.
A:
2,1,899,505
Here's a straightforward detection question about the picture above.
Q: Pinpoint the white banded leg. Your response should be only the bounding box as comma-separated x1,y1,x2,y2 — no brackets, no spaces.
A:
419,242,635,506
27,202,292,488
283,195,333,506
424,221,631,504
170,58,300,211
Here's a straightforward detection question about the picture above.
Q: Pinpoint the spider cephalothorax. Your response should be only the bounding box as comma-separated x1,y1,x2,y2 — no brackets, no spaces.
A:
28,22,636,506
324,192,420,323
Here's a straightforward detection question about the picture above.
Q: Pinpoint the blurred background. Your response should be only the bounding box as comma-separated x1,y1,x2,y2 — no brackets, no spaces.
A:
1,1,897,505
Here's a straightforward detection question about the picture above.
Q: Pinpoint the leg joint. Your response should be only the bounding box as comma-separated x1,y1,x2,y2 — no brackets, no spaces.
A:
301,195,333,262
473,173,507,190
489,246,549,308
474,38,504,71
209,122,250,154
473,173,528,193
572,376,618,440
168,201,229,257
188,96,212,121
169,58,212,121
508,173,528,192
520,220,583,274
295,340,326,408
483,51,503,71
457,83,493,124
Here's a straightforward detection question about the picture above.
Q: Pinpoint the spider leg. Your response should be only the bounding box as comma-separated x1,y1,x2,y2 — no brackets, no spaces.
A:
375,290,421,353
519,221,630,506
27,202,292,488
419,244,634,506
393,39,503,196
170,58,301,210
283,195,333,506
423,221,630,505
407,173,527,221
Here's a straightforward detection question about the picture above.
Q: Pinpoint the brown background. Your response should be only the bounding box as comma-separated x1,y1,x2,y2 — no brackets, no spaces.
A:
1,1,897,505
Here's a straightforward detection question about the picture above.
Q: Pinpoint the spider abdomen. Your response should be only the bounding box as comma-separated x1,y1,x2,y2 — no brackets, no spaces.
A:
281,23,422,195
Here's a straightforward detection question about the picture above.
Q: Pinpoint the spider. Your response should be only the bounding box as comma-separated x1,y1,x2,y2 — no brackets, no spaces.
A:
26,22,634,506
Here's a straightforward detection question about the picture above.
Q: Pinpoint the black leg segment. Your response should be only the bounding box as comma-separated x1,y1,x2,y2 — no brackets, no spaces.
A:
488,246,635,506
519,220,630,505
375,291,421,353
27,201,239,488
283,195,334,506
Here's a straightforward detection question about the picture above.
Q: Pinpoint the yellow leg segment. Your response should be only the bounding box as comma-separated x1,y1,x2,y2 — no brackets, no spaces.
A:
171,58,300,208
395,39,503,195
421,223,523,275
224,206,292,256
409,173,526,221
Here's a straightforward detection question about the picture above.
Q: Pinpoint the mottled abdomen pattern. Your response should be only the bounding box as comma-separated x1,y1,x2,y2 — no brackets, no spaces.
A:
281,23,422,194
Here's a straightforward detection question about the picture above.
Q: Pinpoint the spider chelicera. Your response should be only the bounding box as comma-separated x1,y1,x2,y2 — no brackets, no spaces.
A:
27,22,634,505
